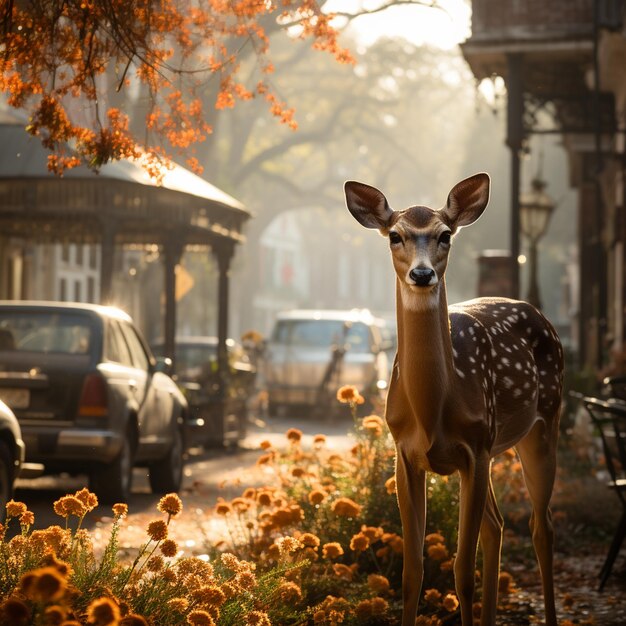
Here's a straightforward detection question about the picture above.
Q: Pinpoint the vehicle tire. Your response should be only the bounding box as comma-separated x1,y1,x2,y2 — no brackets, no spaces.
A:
89,429,134,504
0,442,14,517
148,425,184,494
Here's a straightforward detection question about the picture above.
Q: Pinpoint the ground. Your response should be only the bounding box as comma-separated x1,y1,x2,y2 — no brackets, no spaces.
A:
12,414,626,625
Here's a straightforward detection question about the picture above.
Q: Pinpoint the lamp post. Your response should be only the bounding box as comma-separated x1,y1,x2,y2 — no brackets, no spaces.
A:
519,175,555,309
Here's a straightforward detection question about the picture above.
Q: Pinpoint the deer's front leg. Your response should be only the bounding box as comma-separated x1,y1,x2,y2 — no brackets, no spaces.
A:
455,451,490,626
395,446,427,626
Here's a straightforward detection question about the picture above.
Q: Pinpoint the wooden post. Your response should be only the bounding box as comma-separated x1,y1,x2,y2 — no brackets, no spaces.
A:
162,237,185,369
100,222,116,304
506,53,524,300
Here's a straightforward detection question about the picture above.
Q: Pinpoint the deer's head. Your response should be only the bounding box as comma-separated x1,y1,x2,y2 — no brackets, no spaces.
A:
344,173,490,308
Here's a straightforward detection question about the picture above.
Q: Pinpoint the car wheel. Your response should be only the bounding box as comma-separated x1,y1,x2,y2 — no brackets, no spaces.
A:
148,425,184,494
0,442,14,516
89,429,134,504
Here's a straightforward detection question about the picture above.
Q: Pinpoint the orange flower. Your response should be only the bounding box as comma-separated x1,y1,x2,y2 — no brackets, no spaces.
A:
74,488,98,512
19,511,34,526
113,503,128,518
146,520,168,541
424,588,442,605
308,489,326,505
157,493,183,517
336,385,364,404
367,573,390,594
443,593,459,612
322,542,344,559
349,532,370,552
216,500,233,516
313,434,326,446
427,542,448,561
291,466,305,478
360,525,383,542
299,533,320,548
286,428,302,443
87,597,121,625
498,571,515,594
278,581,302,603
187,610,215,626
161,539,179,557
331,497,362,518
332,563,353,581
425,532,445,545
384,476,396,495
259,440,272,450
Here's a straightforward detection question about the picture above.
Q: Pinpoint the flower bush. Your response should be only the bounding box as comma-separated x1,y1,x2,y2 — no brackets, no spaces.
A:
0,385,528,625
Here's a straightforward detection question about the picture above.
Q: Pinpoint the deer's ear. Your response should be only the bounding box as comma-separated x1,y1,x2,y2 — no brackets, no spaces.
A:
344,181,393,231
441,173,490,230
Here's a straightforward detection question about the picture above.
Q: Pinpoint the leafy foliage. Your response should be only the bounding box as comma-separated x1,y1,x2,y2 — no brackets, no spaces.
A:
0,0,353,177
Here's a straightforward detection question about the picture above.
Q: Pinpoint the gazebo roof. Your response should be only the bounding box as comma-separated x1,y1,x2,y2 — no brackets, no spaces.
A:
0,108,250,246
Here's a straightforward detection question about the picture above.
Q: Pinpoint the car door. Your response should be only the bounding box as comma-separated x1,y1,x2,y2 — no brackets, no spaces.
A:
119,322,172,457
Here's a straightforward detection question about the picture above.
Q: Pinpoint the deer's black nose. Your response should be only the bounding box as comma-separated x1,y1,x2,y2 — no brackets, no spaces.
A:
409,267,435,287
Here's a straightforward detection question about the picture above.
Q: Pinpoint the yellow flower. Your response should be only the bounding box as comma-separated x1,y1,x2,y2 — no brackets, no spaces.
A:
146,519,168,541
21,567,66,602
291,466,305,478
313,434,326,445
371,596,388,615
6,499,27,518
192,585,226,607
355,599,373,620
242,487,256,499
113,503,128,518
157,493,183,517
322,542,344,560
160,539,179,557
331,497,362,518
285,428,302,443
87,597,120,626
332,563,353,581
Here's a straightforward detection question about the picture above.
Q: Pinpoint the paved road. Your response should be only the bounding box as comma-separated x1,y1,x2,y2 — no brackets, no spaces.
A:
10,413,356,537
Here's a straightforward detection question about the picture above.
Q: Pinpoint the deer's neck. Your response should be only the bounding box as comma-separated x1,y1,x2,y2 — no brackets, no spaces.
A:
394,278,455,443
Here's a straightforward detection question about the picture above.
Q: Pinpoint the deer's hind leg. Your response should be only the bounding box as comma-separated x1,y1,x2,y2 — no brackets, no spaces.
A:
479,474,504,626
515,414,559,626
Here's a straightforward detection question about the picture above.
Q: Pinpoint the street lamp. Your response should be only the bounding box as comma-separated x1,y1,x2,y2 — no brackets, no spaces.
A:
519,175,555,309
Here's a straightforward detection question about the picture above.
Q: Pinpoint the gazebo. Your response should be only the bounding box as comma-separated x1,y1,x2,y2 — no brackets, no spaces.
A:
0,108,250,397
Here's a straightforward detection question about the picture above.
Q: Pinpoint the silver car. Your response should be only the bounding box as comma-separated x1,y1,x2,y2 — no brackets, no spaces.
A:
264,309,391,415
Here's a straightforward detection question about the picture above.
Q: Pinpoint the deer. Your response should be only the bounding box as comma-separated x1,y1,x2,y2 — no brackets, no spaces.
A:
344,173,563,626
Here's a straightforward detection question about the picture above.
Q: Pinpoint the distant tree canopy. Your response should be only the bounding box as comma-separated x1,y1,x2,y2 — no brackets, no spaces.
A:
0,0,438,178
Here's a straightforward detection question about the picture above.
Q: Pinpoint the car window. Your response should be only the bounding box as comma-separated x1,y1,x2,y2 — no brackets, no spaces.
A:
272,319,371,353
0,312,93,355
119,323,150,371
104,321,133,366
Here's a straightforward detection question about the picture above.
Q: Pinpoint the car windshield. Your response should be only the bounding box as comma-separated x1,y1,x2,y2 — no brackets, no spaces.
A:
272,320,371,353
0,311,93,355
177,345,216,374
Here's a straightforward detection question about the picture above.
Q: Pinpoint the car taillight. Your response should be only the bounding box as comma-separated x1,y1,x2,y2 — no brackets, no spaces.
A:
78,374,108,417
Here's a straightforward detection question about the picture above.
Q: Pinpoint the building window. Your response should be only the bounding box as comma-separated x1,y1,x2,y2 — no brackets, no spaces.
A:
59,278,67,301
61,243,70,263
76,244,84,266
89,245,98,269
87,277,95,303
75,281,82,302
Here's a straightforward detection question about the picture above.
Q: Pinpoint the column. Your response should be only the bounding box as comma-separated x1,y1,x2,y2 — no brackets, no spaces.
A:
99,222,116,304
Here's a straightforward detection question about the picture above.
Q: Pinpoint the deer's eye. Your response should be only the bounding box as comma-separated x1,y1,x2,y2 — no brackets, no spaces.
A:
389,231,402,245
438,231,451,246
